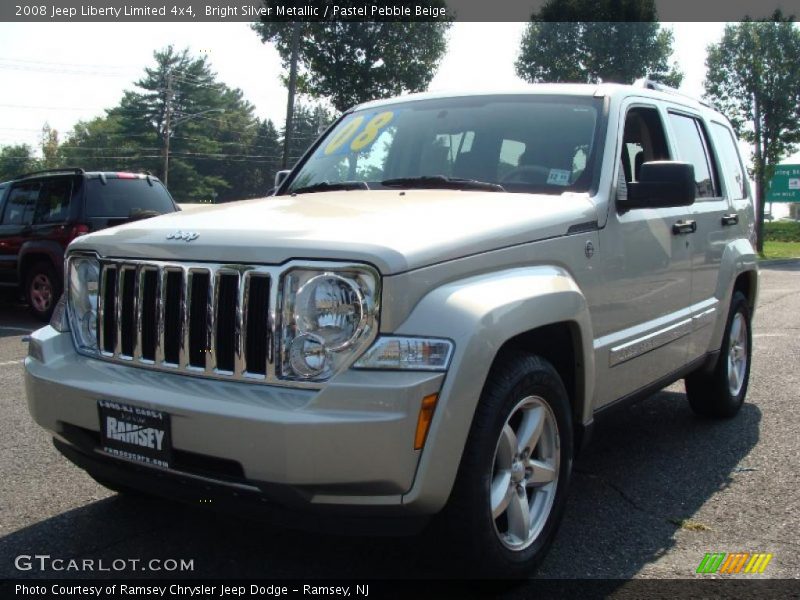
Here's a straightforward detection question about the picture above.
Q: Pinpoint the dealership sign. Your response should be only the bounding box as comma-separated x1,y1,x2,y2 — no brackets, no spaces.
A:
767,164,800,202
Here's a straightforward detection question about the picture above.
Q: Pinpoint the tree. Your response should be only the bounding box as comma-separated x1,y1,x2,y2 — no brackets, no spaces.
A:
0,144,38,181
61,47,265,202
253,12,452,112
40,123,61,169
284,102,335,166
704,13,800,253
515,0,683,86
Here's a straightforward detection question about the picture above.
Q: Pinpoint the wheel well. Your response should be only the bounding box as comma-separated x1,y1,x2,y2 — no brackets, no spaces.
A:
491,322,584,446
19,254,56,285
733,270,757,313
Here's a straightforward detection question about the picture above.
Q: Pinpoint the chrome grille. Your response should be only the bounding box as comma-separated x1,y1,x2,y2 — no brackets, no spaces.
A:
97,260,273,383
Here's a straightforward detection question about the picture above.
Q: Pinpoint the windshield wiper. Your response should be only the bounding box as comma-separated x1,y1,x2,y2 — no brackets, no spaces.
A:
381,175,505,192
291,181,369,195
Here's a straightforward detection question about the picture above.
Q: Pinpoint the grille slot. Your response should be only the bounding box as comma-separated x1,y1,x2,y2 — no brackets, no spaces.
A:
97,260,273,384
245,275,270,375
163,270,183,364
119,268,136,357
188,271,210,367
215,273,239,372
140,269,158,361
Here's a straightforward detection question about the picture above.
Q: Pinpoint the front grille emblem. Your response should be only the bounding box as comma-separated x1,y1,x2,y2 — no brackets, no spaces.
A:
166,230,199,242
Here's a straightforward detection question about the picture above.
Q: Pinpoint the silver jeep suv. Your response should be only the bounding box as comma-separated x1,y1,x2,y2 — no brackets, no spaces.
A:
25,81,757,576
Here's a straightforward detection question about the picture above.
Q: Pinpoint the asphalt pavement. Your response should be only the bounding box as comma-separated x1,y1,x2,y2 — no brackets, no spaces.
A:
0,264,798,581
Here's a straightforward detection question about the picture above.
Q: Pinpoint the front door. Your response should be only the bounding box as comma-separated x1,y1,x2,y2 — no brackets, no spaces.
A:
593,102,694,407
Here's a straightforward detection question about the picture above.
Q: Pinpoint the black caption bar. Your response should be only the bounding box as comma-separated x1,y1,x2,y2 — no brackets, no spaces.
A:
2,0,800,22
3,579,800,599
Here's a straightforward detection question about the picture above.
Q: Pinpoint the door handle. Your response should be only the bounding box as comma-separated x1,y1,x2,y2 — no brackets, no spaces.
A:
721,213,739,226
672,219,697,235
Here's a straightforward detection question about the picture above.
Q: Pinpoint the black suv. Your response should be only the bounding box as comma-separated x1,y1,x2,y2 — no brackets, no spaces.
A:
0,168,178,320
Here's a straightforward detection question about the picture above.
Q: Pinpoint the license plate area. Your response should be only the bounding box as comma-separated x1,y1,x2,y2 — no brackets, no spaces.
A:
98,400,172,468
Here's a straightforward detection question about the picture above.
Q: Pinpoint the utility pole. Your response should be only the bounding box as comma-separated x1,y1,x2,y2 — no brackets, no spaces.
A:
162,71,173,188
281,22,300,169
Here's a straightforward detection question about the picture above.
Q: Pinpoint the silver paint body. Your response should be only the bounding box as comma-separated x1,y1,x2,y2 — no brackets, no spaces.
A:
25,84,758,515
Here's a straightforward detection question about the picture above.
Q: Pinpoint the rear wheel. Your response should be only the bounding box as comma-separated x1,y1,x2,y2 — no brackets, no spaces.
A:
437,354,573,578
685,291,752,418
25,261,61,322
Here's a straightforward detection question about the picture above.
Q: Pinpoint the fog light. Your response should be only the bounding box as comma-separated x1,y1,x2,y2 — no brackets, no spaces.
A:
289,333,329,378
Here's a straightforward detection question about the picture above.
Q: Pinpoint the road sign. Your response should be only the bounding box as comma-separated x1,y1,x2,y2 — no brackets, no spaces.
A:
767,164,800,202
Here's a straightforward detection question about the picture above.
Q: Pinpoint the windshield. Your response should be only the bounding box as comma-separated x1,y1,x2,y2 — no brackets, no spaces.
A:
85,178,176,218
286,95,604,195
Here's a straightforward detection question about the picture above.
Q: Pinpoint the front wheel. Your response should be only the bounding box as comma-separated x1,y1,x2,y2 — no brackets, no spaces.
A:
437,354,573,578
685,291,752,418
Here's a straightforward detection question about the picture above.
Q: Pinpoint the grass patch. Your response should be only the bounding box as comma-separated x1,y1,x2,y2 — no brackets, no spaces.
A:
670,518,712,532
761,240,800,260
764,220,800,242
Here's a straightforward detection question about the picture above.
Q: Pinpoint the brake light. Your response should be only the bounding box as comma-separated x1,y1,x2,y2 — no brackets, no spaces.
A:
65,223,90,242
116,172,137,179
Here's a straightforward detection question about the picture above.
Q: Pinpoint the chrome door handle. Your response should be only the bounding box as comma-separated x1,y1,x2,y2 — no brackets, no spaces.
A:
721,213,739,226
672,220,697,235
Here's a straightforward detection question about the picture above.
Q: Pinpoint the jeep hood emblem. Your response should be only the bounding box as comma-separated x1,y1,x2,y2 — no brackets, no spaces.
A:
166,230,199,242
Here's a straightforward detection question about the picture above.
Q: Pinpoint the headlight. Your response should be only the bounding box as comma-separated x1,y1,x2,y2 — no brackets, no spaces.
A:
354,337,454,371
280,267,378,381
67,255,100,353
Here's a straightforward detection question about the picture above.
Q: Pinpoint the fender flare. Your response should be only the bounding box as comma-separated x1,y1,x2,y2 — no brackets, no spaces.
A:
394,265,594,513
18,240,64,283
708,239,758,353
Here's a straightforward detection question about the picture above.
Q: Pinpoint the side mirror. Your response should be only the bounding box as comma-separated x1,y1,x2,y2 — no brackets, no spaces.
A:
619,161,695,210
274,170,291,190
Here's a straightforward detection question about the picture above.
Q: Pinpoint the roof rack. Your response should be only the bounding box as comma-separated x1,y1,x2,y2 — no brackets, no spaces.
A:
632,78,716,110
15,167,85,180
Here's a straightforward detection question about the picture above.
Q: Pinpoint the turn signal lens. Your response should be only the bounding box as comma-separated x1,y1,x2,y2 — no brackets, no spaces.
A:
414,393,439,450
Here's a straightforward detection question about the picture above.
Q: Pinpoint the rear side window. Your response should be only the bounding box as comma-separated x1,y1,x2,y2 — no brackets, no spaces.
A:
710,122,747,199
668,113,718,199
85,178,175,218
2,182,40,225
34,177,73,224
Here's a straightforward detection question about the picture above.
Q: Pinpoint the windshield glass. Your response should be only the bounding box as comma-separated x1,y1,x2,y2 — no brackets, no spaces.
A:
286,95,604,195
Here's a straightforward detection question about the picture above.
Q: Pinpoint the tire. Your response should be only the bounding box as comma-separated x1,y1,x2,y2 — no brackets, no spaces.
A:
24,260,62,322
436,354,573,578
685,291,752,418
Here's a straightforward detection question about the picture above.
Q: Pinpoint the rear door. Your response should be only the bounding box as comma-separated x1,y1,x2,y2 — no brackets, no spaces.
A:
83,175,177,232
665,110,730,361
0,181,40,284
29,175,77,250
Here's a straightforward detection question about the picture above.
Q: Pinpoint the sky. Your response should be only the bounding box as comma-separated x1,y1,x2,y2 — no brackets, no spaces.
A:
0,22,729,147
0,20,797,211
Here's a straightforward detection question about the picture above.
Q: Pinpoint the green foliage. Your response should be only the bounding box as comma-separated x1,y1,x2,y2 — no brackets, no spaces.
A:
704,13,800,251
764,220,800,242
285,101,335,166
253,12,452,112
0,144,38,181
515,0,683,86
57,46,289,202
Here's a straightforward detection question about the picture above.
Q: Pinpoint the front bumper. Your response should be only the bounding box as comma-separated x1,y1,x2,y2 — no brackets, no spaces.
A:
25,326,444,517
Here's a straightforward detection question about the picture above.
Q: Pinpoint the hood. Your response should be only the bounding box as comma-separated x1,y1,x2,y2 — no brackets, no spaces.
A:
69,190,598,274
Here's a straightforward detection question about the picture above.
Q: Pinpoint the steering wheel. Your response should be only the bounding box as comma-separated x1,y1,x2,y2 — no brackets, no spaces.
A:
500,165,550,185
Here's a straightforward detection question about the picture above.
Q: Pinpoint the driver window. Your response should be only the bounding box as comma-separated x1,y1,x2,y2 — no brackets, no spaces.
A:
620,107,670,185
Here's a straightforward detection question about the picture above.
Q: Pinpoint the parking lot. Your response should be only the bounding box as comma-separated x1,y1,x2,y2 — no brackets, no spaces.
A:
0,263,798,581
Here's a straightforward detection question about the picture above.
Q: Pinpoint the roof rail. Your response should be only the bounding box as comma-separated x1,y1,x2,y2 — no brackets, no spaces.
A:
15,167,85,180
632,77,716,110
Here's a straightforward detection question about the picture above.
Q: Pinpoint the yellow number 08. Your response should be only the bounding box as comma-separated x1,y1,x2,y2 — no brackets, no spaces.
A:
323,111,394,155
